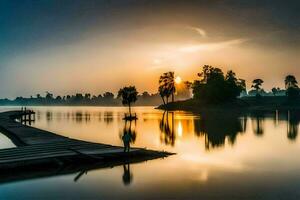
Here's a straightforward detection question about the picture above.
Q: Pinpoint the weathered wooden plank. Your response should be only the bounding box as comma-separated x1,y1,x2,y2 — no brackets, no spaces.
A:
0,148,139,163
0,145,120,158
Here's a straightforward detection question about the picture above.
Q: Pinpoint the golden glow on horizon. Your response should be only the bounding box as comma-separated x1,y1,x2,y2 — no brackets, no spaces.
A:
177,121,183,137
5,22,299,98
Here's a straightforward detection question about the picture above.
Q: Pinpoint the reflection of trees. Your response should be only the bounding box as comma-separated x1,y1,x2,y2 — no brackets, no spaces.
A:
84,112,91,122
75,111,83,122
72,111,91,123
159,111,175,146
46,111,52,122
193,113,245,150
120,120,137,144
251,112,265,136
122,164,133,185
103,112,113,124
287,111,299,141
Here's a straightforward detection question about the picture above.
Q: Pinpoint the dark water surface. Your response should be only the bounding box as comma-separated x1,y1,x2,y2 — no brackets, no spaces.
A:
0,106,300,199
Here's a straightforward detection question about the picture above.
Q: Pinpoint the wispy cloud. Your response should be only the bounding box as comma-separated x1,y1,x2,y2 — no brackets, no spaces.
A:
179,38,248,53
186,26,207,37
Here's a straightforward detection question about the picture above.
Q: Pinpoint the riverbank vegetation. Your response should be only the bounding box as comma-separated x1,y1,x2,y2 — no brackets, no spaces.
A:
158,65,300,112
0,91,161,106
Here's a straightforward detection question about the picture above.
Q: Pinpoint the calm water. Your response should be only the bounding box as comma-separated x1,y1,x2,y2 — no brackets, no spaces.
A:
1,106,300,199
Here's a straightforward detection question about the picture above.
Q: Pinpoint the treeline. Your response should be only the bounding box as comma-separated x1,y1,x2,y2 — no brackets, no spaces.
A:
0,91,164,106
158,65,300,106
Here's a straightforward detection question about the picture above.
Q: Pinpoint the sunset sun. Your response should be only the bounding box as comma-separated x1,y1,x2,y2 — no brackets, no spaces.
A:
175,76,182,84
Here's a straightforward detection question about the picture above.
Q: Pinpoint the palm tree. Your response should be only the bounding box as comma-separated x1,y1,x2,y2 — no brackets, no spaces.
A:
251,79,263,97
285,75,298,89
118,86,138,117
285,75,299,98
159,72,175,104
158,85,167,105
271,87,278,96
251,79,264,91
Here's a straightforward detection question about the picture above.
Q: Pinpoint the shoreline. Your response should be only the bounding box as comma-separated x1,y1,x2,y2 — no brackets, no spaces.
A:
156,97,300,114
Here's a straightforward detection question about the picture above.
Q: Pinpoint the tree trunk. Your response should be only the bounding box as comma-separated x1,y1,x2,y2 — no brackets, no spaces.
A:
129,103,131,117
161,96,166,105
172,93,174,102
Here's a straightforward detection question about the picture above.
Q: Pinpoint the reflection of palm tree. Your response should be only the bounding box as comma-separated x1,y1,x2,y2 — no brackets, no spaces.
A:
252,113,265,136
287,111,299,141
121,120,137,152
122,164,133,185
159,111,175,146
241,116,248,132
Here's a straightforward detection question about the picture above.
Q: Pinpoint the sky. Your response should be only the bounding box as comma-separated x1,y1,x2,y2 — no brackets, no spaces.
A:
0,0,299,98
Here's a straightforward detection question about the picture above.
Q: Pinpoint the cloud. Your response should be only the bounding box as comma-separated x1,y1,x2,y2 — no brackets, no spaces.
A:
187,26,207,37
153,58,162,65
179,38,248,53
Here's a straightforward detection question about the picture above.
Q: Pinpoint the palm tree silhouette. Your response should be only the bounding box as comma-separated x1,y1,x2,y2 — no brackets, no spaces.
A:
118,86,138,117
159,72,175,104
285,75,298,89
251,79,263,91
285,75,299,98
251,79,264,96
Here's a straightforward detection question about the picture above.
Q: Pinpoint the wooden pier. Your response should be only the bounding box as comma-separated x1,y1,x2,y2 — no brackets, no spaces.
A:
0,110,172,182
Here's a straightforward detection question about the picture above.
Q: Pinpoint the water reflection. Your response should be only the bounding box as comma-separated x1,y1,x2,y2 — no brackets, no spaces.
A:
122,163,133,185
287,111,299,141
103,111,113,124
35,108,300,150
159,111,176,146
251,111,265,136
120,120,137,152
193,112,246,150
4,106,300,199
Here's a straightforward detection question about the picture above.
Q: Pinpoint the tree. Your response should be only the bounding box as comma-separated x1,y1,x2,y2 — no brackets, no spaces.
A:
285,75,298,89
158,85,168,105
285,75,299,98
45,91,53,104
84,93,91,100
141,91,150,98
74,93,84,103
56,96,62,101
251,79,264,97
271,87,278,96
251,79,263,91
103,92,114,100
45,91,53,100
158,72,175,104
192,65,245,103
118,86,138,117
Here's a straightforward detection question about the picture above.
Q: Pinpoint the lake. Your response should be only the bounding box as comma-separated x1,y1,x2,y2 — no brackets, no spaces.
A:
0,106,300,199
